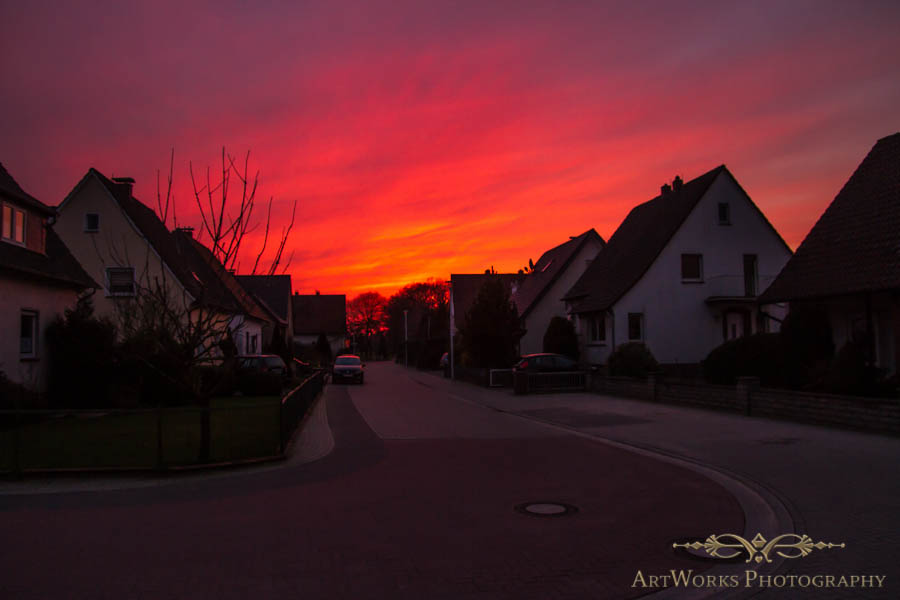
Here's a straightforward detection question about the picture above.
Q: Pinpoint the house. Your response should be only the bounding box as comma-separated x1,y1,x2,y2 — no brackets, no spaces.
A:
236,274,293,353
0,163,96,392
170,228,271,355
564,165,792,367
449,272,523,340
54,168,270,355
291,293,347,356
760,132,900,376
513,229,605,355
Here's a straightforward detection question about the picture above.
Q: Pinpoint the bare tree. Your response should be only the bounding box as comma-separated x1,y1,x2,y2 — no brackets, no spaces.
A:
108,148,297,460
347,292,387,359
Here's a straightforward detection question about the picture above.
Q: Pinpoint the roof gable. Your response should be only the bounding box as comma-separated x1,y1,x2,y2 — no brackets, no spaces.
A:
760,132,900,301
292,294,346,335
236,275,292,323
564,166,725,312
514,229,605,318
0,162,54,215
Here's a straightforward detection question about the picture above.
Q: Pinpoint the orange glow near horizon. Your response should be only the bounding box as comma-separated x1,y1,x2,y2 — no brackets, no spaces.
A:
3,2,900,298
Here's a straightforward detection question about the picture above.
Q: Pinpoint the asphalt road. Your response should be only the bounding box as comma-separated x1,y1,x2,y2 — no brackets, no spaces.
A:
0,362,748,600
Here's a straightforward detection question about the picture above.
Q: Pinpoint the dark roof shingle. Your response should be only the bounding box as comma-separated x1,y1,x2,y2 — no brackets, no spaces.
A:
760,132,900,302
236,275,292,323
0,162,55,215
514,229,605,318
564,166,726,312
0,227,97,289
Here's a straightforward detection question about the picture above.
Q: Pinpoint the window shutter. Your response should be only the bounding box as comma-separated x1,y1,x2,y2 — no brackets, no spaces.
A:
107,268,135,295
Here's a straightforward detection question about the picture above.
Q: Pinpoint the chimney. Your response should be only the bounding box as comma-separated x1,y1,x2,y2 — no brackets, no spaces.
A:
661,183,672,195
111,176,135,199
175,226,194,238
672,175,684,191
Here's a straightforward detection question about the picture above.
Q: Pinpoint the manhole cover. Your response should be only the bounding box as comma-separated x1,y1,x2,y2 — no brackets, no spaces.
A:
515,502,578,517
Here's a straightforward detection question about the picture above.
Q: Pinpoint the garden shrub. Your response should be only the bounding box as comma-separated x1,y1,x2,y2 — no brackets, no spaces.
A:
779,303,834,387
702,333,785,386
607,342,658,378
542,316,579,360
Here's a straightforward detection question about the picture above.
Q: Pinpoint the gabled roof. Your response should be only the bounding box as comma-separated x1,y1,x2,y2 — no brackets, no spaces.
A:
0,163,95,288
514,229,605,318
0,227,97,289
451,273,523,327
564,165,727,312
292,294,346,335
0,162,55,216
171,230,271,323
61,168,204,300
760,132,900,302
236,275,292,324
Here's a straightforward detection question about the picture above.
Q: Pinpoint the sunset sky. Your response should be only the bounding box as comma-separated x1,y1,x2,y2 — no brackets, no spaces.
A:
2,1,899,297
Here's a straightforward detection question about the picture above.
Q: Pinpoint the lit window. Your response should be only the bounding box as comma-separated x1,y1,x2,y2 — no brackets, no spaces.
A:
2,203,26,244
20,310,38,357
681,254,703,282
718,202,731,225
85,213,100,232
628,313,643,341
106,267,135,296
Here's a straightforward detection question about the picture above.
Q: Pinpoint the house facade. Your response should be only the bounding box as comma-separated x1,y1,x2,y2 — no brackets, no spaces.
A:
565,166,792,366
0,163,96,392
236,274,293,353
292,293,347,357
514,229,605,355
760,133,900,376
55,168,268,355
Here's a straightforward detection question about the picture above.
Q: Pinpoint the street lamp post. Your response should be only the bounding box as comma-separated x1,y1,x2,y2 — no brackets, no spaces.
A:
403,309,408,368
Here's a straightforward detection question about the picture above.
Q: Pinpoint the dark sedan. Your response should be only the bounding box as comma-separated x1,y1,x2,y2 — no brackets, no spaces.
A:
332,354,365,384
513,353,579,372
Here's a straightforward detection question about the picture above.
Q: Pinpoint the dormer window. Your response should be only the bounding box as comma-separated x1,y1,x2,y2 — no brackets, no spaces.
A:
85,213,100,232
2,203,26,245
718,202,731,225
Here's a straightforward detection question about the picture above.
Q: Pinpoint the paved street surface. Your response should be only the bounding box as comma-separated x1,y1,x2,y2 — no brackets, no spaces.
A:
407,366,900,599
1,361,895,599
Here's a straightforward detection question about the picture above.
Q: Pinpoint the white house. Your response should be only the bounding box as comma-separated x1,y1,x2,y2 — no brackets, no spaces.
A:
0,163,96,393
55,168,269,355
564,165,792,366
291,293,347,357
760,132,900,376
514,229,605,355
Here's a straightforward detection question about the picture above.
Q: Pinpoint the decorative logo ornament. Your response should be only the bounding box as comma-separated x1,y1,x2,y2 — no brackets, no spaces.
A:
674,533,844,564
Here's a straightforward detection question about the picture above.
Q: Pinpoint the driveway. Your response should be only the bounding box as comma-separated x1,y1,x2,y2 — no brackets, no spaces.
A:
0,362,751,599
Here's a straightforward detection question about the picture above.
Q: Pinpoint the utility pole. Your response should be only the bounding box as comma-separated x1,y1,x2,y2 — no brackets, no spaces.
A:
403,309,408,368
449,281,455,380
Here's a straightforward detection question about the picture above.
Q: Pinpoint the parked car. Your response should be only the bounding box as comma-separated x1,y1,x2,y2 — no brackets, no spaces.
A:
513,353,579,372
332,354,365,384
237,354,290,381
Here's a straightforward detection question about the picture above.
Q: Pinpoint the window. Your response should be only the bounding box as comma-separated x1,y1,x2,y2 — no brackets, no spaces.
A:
743,254,758,296
589,313,606,343
681,254,703,282
20,310,38,358
718,202,731,225
249,334,259,354
2,203,25,244
628,313,643,341
84,213,100,232
106,267,135,296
